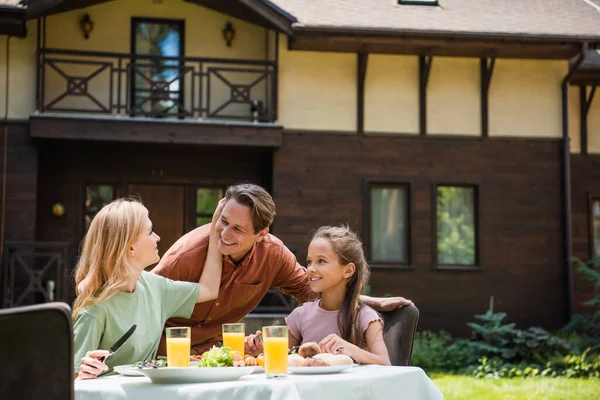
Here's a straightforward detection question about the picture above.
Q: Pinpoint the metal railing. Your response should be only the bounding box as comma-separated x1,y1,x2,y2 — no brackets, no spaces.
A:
37,48,277,121
1,241,71,308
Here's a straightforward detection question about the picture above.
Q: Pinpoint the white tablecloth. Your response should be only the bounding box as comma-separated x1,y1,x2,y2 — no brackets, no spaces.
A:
75,365,443,400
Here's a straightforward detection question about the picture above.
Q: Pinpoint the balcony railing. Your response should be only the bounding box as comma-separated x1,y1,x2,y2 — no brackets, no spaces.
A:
37,48,277,122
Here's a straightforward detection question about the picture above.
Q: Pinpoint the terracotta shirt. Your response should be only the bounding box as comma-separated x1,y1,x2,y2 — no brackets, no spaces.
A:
152,224,312,355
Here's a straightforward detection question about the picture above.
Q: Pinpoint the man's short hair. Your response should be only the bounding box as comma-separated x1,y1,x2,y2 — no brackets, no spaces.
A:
225,184,276,233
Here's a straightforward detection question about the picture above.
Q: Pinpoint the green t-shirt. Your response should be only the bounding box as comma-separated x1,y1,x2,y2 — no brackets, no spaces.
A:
73,271,200,375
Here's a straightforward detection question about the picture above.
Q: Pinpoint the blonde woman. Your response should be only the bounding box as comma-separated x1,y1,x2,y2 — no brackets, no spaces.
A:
73,197,224,380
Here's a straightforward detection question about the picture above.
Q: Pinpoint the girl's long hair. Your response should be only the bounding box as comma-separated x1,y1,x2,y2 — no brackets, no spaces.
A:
311,225,370,348
71,198,148,320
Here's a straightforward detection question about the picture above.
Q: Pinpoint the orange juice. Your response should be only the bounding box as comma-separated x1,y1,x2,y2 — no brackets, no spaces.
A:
166,337,191,367
263,336,288,376
222,332,245,356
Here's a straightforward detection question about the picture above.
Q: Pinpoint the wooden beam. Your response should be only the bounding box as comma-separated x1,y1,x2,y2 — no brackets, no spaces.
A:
419,56,432,136
580,85,597,155
357,52,368,134
289,34,582,60
480,57,495,138
30,115,283,147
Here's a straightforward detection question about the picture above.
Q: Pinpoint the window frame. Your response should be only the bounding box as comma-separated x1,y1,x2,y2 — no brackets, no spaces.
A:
364,179,414,269
187,185,226,232
81,182,118,236
588,194,600,259
432,182,482,271
130,17,186,118
398,0,439,6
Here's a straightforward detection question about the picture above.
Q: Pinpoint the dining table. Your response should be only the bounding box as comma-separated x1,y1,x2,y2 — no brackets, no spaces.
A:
75,365,444,400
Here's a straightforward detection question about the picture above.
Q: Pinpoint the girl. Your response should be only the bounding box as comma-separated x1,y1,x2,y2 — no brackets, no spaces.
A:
73,197,224,380
247,225,391,366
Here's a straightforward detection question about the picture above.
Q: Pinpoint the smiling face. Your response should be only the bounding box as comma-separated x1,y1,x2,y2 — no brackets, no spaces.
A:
216,199,268,262
130,216,161,269
306,237,355,294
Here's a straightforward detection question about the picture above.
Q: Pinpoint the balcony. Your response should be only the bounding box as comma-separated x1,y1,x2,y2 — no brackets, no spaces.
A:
37,48,277,122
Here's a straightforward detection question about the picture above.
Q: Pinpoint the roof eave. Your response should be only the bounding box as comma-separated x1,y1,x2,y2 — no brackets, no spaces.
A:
0,5,26,37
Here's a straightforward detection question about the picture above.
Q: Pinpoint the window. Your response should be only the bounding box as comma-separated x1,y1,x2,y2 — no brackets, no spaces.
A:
194,187,224,227
591,198,600,257
84,184,116,231
367,183,410,266
131,18,185,118
435,185,478,267
398,0,438,5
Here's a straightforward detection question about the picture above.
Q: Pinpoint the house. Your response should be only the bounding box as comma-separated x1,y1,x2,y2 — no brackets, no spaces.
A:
0,0,599,336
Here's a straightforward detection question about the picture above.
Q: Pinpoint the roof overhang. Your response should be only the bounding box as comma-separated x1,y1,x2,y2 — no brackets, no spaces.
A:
29,114,283,148
26,0,114,19
185,0,295,34
0,5,27,37
289,26,597,60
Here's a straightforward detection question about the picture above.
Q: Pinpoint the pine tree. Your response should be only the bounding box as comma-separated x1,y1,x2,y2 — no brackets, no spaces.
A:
467,296,518,360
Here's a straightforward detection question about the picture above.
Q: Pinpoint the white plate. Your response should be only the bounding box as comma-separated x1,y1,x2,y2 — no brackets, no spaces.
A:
114,361,199,377
251,366,265,374
289,364,356,375
113,365,145,377
137,366,255,384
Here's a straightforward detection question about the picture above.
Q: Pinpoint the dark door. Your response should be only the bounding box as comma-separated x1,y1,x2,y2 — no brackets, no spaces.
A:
127,184,185,263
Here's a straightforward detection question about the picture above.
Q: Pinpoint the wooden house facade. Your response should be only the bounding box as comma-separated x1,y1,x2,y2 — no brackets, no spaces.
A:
1,0,600,335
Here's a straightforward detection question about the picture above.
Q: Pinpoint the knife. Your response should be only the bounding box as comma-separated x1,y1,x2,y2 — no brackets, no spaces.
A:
99,324,137,362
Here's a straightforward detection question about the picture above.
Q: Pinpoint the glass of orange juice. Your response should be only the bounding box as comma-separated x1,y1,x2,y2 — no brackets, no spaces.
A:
262,325,288,379
166,327,191,367
222,323,245,356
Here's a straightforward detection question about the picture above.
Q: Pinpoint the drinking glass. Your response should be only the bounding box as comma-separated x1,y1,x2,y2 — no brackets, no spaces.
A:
262,325,288,378
222,323,245,356
166,327,191,367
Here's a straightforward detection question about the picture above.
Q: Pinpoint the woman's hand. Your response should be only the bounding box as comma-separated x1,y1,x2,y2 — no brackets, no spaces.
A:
318,334,356,357
76,350,109,380
211,198,226,234
244,330,263,357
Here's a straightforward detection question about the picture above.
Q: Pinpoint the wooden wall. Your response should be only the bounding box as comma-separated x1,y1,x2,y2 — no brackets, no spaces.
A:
273,132,566,335
570,154,600,313
0,122,37,241
36,139,273,274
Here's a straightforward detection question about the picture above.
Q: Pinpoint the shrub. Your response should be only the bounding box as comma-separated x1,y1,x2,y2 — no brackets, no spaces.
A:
411,331,476,373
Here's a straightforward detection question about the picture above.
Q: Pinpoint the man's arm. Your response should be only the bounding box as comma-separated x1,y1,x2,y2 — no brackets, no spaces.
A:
272,245,313,304
360,295,414,312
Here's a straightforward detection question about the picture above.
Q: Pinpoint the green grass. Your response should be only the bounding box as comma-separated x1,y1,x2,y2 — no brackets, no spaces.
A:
430,373,600,400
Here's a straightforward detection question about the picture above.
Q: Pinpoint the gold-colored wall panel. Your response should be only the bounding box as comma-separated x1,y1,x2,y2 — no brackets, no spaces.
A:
569,86,581,154
0,20,38,119
278,35,356,131
490,60,566,138
588,86,600,154
428,57,480,136
364,54,418,134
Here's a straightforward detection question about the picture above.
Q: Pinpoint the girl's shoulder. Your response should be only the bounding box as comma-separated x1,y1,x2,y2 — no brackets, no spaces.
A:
357,304,383,327
289,300,319,317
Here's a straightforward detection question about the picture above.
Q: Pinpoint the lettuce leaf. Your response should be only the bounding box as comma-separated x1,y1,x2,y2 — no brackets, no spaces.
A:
197,346,233,367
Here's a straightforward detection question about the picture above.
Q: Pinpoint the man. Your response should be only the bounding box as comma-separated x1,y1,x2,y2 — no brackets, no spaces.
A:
153,183,413,355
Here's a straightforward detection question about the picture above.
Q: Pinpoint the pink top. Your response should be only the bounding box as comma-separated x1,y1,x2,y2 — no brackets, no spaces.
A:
285,300,382,344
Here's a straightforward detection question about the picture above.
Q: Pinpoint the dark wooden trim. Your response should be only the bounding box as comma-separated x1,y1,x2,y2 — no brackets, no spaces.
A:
480,57,495,138
30,115,283,147
419,56,432,136
273,32,279,121
289,30,587,60
283,129,357,136
431,182,481,270
0,6,27,37
238,0,295,35
580,84,597,156
588,194,600,259
357,53,368,135
363,179,413,269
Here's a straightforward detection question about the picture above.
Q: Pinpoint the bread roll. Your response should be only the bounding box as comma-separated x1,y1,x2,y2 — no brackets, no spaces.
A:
312,353,354,366
298,342,321,358
288,353,308,367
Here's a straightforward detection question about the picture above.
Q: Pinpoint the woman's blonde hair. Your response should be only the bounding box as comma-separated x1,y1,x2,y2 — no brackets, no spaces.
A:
72,198,149,320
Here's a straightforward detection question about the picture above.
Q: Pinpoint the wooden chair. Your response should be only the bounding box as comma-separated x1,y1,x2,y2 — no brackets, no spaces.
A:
381,305,419,366
0,302,74,400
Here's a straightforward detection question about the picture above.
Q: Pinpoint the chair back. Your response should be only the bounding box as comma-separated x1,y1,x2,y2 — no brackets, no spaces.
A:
0,302,74,400
381,305,419,366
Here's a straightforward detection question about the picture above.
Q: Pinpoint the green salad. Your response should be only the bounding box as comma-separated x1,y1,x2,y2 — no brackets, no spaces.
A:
133,356,168,368
197,346,233,367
